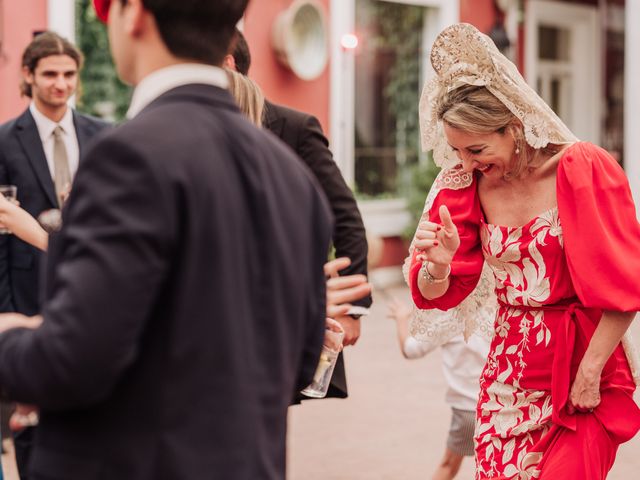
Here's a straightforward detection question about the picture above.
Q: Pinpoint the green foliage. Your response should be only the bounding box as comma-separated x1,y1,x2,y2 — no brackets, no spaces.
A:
374,1,423,186
402,153,440,239
75,0,131,120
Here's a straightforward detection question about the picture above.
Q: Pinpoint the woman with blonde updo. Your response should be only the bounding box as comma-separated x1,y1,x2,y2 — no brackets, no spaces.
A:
225,68,264,126
407,23,640,479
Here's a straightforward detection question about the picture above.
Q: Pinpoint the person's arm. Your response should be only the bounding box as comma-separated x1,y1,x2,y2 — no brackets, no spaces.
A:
569,310,636,412
556,144,640,412
0,152,15,312
414,205,460,300
407,170,484,312
387,297,437,359
297,115,370,307
0,135,171,409
0,195,48,251
324,257,371,319
297,116,370,345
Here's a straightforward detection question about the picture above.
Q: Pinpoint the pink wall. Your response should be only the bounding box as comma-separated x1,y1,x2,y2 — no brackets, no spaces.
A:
0,0,47,122
460,0,497,34
243,0,330,132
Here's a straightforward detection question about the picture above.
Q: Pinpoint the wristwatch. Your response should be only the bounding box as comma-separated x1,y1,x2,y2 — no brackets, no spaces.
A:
421,261,451,284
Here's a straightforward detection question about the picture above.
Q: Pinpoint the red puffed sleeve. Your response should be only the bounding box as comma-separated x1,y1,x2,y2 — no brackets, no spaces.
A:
408,167,484,310
557,142,640,312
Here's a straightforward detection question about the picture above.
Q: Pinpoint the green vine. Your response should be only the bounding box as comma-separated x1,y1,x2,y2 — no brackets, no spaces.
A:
355,0,440,229
75,0,131,120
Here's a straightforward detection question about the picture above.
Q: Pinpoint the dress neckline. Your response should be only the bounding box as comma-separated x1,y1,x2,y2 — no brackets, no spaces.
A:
481,206,558,230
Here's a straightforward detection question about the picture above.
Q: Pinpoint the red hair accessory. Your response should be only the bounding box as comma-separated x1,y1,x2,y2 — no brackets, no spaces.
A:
93,0,111,23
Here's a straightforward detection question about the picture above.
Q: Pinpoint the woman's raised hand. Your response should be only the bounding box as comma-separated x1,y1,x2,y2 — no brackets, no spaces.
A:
414,205,460,266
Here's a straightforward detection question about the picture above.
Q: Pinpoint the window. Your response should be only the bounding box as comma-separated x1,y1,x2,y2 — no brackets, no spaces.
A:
354,0,427,198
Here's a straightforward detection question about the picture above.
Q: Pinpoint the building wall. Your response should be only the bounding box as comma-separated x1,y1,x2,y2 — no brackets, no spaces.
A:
0,0,47,122
460,0,497,32
243,0,331,133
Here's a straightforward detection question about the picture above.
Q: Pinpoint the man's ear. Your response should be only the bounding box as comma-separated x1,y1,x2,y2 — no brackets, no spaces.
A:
21,66,34,85
223,54,237,71
124,0,146,37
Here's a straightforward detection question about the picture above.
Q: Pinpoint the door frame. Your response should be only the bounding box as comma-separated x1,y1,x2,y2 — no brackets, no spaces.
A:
525,0,601,143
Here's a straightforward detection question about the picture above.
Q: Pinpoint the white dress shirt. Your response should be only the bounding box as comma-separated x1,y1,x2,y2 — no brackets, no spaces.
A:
126,63,229,119
404,333,490,411
30,103,80,182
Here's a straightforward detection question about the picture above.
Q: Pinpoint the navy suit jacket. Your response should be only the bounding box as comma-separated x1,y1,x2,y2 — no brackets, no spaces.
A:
0,108,108,315
0,85,331,479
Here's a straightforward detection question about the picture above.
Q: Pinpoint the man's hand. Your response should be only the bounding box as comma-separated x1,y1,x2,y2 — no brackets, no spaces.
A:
0,313,43,334
334,314,360,346
324,257,371,346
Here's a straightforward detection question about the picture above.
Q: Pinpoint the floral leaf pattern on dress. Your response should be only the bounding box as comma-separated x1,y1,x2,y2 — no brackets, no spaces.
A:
475,209,562,479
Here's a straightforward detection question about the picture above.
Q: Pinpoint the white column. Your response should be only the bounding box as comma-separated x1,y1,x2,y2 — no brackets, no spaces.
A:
625,0,640,213
329,0,356,185
48,0,76,41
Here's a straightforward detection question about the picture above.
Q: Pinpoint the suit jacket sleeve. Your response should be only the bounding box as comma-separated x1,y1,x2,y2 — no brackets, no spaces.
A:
0,134,172,409
297,115,371,307
0,144,14,312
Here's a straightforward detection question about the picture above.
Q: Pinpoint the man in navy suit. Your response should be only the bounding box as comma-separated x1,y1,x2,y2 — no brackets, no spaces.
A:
0,31,108,316
0,31,108,479
0,1,331,479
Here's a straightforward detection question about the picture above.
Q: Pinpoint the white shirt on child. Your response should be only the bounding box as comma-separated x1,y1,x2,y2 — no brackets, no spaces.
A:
404,333,489,411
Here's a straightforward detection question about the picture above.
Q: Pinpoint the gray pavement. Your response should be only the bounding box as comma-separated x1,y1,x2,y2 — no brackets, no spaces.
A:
287,284,640,480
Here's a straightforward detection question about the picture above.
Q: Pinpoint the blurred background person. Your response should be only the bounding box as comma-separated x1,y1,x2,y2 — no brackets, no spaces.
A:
388,298,489,480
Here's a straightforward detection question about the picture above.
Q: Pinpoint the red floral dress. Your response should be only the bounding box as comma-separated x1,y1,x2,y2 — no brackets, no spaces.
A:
410,143,640,479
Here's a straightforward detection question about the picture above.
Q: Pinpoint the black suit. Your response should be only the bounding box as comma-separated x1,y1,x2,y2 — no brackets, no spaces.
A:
0,108,108,315
0,85,332,480
263,101,369,398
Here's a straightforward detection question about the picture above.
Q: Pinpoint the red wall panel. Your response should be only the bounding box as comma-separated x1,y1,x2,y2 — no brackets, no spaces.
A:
243,0,331,132
0,0,47,122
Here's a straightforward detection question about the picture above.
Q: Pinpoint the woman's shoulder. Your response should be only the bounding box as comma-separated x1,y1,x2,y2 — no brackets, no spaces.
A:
433,164,476,192
559,141,620,169
558,141,628,189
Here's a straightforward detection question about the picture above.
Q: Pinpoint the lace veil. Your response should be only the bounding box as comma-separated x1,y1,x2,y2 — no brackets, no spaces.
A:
419,23,578,169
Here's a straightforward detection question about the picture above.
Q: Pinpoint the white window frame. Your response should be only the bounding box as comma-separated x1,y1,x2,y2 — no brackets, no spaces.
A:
329,0,458,236
525,0,601,144
48,0,76,106
48,0,76,41
626,0,640,211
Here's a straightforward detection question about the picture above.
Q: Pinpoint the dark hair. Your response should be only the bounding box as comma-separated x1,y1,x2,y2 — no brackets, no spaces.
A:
124,0,249,66
20,31,83,98
230,28,251,75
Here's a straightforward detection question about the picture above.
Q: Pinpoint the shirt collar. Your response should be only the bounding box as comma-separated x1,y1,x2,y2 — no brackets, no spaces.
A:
29,103,74,141
126,64,229,119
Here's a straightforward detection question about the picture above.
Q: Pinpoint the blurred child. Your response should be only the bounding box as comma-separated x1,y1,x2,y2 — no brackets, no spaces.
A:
388,298,489,480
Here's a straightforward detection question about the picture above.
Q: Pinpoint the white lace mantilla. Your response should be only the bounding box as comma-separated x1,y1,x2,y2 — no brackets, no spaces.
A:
402,167,497,349
419,23,578,169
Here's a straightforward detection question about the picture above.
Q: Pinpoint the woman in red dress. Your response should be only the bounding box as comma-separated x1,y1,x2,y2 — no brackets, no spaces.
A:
409,24,640,479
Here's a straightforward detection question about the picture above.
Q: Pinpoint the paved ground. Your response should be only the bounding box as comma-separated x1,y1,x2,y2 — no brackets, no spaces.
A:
287,284,640,480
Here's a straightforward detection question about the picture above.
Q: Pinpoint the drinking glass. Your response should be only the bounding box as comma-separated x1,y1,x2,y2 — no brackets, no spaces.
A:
301,319,344,398
0,185,18,234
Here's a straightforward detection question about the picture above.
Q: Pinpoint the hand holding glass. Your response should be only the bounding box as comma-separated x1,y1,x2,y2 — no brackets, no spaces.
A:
0,185,18,234
301,318,344,398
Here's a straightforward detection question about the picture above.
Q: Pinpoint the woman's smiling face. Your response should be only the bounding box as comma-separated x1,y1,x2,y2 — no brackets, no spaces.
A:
443,123,517,178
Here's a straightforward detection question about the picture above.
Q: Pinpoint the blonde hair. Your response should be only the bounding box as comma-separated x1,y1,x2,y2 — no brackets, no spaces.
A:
225,68,264,127
436,85,560,178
